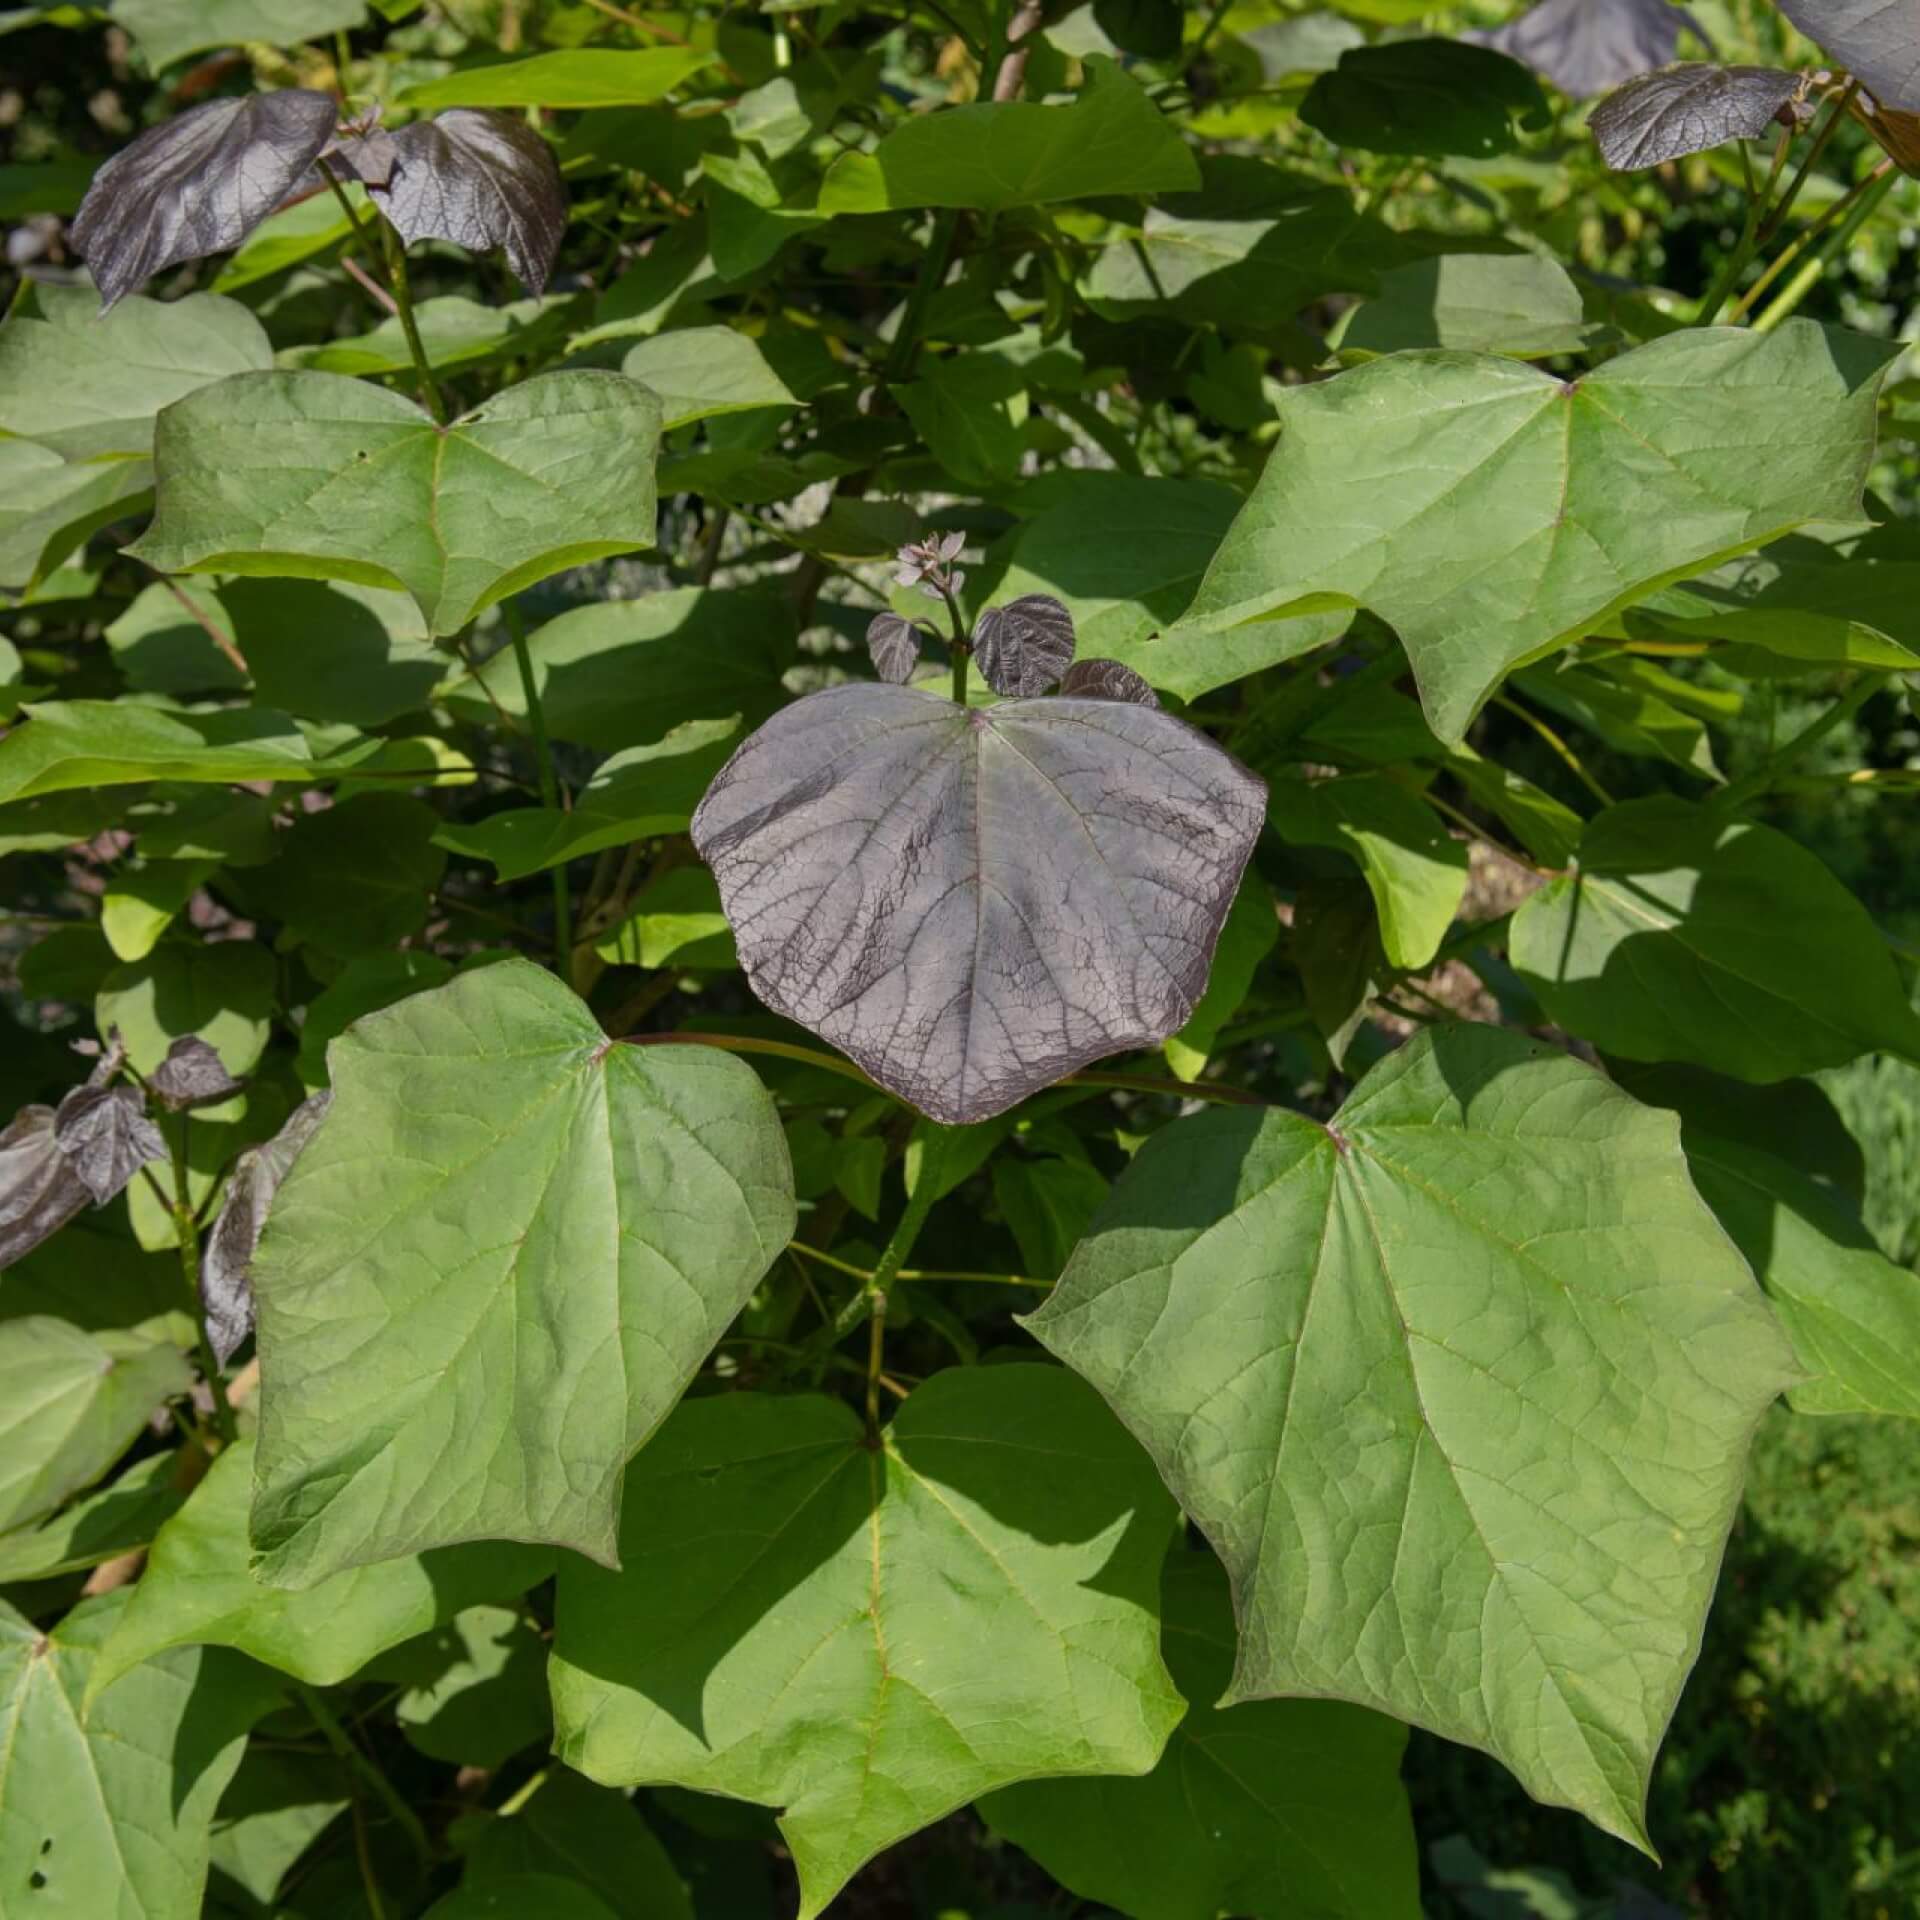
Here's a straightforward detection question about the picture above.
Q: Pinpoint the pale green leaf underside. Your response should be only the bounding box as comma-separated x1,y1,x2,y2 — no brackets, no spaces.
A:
87,1438,553,1704
1025,1025,1797,1849
248,959,795,1587
0,1591,281,1920
128,368,662,636
1173,322,1891,741
981,1552,1420,1920
549,1366,1184,1920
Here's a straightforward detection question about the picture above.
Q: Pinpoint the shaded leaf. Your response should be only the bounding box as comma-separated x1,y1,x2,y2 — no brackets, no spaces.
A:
592,868,734,972
86,1435,553,1700
1469,0,1705,99
820,56,1198,212
0,1450,184,1583
691,683,1267,1124
549,1366,1182,1920
151,1035,245,1112
1511,797,1920,1079
620,326,798,429
202,1090,331,1366
294,955,452,1086
52,1082,167,1205
973,593,1075,697
395,48,715,110
866,611,926,685
1779,0,1920,110
393,1605,549,1765
0,284,272,459
0,1591,283,1920
1173,322,1890,742
993,1155,1108,1280
1591,64,1803,169
982,1551,1420,1920
111,0,367,69
425,1873,620,1920
1330,252,1596,359
1025,1024,1798,1849
281,293,571,378
375,110,567,296
205,1749,348,1910
1058,657,1159,705
243,792,445,959
1164,871,1276,1080
69,88,339,309
0,440,152,592
249,959,795,1585
896,351,1028,490
1301,39,1551,158
0,1314,193,1532
96,940,279,1078
129,370,663,638
0,1104,91,1272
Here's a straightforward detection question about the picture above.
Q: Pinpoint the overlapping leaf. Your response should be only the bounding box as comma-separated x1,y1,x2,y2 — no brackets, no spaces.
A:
1778,0,1920,111
1470,0,1705,98
549,1366,1183,1920
248,960,795,1585
129,369,662,637
691,683,1267,1123
1025,1024,1798,1848
1173,321,1890,741
111,0,367,70
1592,64,1804,168
1301,40,1551,156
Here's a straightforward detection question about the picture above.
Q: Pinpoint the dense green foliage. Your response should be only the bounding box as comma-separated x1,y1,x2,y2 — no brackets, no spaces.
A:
4,2,1920,1915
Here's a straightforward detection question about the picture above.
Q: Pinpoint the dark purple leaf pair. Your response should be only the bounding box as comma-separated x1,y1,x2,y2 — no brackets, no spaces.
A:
695,590,1261,1123
70,87,566,310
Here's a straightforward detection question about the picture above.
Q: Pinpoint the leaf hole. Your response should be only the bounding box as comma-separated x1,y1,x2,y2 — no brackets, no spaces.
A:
29,1872,46,1890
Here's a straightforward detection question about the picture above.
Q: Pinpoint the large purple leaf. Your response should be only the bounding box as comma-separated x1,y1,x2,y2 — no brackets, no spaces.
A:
0,1107,91,1273
691,683,1266,1123
1779,1,1920,112
373,109,567,294
1591,63,1803,168
1470,0,1706,99
70,89,339,310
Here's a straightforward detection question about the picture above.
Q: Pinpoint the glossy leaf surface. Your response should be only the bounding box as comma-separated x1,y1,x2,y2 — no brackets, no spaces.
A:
129,370,662,637
1026,1024,1797,1848
691,683,1267,1123
549,1365,1183,1920
249,959,795,1585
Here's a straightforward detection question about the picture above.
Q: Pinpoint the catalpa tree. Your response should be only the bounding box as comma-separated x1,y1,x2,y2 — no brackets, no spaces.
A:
0,1,1917,1916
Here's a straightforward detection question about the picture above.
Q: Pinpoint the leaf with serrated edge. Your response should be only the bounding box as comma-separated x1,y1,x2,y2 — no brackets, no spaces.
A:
981,1551,1419,1920
375,110,567,295
549,1365,1183,1920
1172,322,1890,742
1591,64,1802,169
248,959,795,1585
1469,0,1705,98
691,683,1267,1124
69,89,339,309
86,1437,551,1704
128,369,662,638
0,1590,284,1920
1510,797,1920,1080
1024,1024,1799,1850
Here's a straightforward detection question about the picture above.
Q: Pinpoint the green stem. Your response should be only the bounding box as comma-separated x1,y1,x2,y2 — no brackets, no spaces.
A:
1696,130,1790,326
170,1115,236,1447
1751,162,1898,333
296,1682,433,1870
380,219,446,423
860,1138,947,1441
785,1241,1047,1290
938,584,970,703
882,207,961,384
1719,672,1889,808
1757,81,1858,245
501,598,571,977
1491,694,1614,808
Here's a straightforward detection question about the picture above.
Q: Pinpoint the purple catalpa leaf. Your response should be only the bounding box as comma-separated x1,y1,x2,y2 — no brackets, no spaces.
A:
1779,0,1920,112
322,125,403,189
201,1090,332,1367
867,612,929,685
973,594,1076,698
149,1036,245,1111
70,88,340,310
51,1084,167,1207
691,683,1267,1124
373,109,567,295
0,1106,92,1273
1468,0,1707,100
1591,63,1804,168
1058,658,1160,707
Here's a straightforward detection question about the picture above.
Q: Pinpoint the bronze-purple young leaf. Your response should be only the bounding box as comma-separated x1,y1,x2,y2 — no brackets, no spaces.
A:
1468,0,1705,99
691,683,1267,1124
0,1106,91,1272
867,612,927,685
51,1084,167,1207
1058,658,1160,707
374,109,567,295
149,1035,245,1111
1779,1,1920,111
201,1090,332,1367
322,125,402,189
69,88,340,310
972,594,1076,697
1590,63,1802,168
